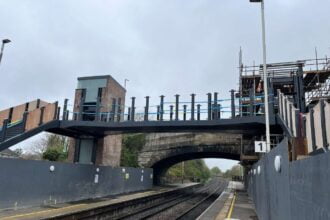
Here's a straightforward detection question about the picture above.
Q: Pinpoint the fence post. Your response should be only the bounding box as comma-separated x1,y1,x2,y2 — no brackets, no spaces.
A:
22,111,29,132
157,106,160,121
1,119,8,142
207,93,212,120
39,107,45,126
57,107,61,120
284,97,288,126
191,94,195,121
131,97,135,121
294,109,300,137
144,96,149,121
230,89,235,118
197,104,201,121
289,104,293,134
310,108,317,150
63,99,68,120
277,90,282,118
53,101,59,120
320,99,329,149
183,105,187,121
170,105,173,121
213,92,218,120
175,94,180,121
249,89,254,116
160,95,164,121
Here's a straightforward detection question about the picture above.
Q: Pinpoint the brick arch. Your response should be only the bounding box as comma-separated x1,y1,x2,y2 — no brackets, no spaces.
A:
144,144,241,184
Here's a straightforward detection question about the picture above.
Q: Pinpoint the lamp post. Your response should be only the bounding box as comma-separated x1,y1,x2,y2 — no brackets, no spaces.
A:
250,0,270,152
124,79,129,89
0,39,11,66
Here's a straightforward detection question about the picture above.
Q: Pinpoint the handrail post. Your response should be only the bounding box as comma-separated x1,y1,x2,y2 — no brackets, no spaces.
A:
170,105,174,121
191,94,195,120
131,97,135,121
144,96,149,121
207,93,212,120
160,95,164,121
175,95,180,121
63,99,68,120
1,119,8,142
197,104,201,121
230,89,235,118
320,99,328,149
157,106,160,121
183,105,187,121
213,92,218,120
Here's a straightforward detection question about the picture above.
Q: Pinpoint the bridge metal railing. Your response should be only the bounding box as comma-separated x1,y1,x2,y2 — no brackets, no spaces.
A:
0,102,60,144
61,91,271,124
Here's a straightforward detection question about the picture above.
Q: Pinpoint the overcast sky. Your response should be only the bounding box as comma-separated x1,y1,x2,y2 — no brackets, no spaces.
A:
0,0,329,170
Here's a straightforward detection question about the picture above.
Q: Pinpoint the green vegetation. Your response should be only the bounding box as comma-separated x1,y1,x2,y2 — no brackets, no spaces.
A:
120,134,146,167
119,133,243,182
42,134,68,161
165,159,211,183
210,166,223,176
165,162,243,183
222,164,242,179
15,134,69,161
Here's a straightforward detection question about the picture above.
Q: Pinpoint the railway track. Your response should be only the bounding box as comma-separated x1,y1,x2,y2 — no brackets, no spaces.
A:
49,177,227,220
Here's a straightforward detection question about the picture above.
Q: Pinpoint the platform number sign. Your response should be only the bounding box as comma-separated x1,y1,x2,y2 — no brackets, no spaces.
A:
255,141,267,153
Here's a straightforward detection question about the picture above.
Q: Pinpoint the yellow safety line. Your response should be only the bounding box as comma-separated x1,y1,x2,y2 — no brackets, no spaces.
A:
226,191,237,219
1,204,87,220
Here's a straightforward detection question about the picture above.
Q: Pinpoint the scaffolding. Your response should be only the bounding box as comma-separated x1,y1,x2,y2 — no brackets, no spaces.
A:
238,55,330,112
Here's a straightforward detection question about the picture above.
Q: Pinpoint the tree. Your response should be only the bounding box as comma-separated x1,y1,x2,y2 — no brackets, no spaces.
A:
210,166,222,176
120,134,146,167
42,134,69,161
223,164,242,179
165,159,211,183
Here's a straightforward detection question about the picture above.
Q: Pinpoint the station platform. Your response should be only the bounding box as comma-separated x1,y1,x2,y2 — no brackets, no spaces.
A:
0,183,198,220
198,181,258,220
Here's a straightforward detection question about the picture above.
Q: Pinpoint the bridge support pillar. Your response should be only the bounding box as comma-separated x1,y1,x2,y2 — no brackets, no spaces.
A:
68,134,122,167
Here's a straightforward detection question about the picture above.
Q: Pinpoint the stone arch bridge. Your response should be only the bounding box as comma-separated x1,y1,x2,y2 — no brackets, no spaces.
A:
138,132,255,184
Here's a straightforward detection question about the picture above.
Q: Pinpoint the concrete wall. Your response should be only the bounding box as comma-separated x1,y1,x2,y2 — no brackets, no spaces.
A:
0,157,153,210
248,138,330,220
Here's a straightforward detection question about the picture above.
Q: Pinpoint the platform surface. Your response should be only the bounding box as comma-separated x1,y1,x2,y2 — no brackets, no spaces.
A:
198,181,258,220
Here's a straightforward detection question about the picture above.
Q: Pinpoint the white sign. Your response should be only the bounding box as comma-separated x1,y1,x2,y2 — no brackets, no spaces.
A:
94,174,99,183
255,141,267,153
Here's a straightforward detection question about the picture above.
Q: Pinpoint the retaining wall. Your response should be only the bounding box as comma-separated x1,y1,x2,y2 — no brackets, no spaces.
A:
0,157,153,210
248,138,330,220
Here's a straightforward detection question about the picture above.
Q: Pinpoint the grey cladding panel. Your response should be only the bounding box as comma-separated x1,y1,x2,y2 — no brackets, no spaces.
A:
77,78,107,102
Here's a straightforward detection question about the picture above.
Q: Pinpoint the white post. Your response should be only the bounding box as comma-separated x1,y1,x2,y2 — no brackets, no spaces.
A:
260,0,271,152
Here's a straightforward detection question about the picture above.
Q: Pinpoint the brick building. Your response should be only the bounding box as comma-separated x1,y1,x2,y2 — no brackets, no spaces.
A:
67,75,126,167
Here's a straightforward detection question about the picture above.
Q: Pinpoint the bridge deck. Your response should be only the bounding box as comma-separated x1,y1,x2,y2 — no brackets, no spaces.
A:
0,115,277,151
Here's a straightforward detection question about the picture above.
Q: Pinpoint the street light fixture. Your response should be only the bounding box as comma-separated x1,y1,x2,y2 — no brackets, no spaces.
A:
0,38,11,66
250,0,271,152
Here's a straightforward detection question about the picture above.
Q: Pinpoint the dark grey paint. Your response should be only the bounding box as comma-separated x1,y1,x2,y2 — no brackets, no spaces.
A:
0,157,152,210
247,138,330,220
